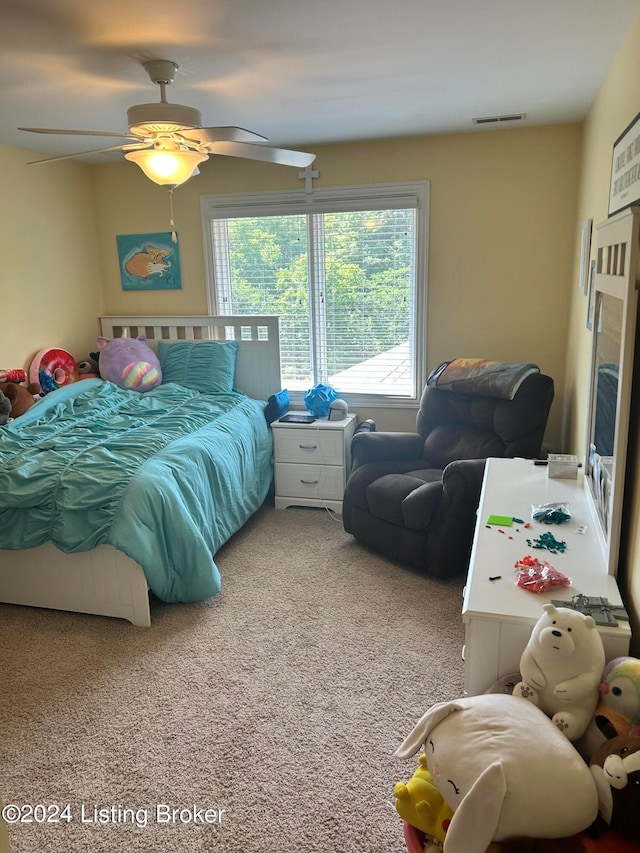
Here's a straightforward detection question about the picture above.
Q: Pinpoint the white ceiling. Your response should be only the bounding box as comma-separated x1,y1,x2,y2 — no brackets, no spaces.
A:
1,0,639,164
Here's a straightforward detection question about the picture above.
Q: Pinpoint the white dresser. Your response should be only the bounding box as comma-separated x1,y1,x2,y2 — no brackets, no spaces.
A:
271,414,356,511
462,457,631,696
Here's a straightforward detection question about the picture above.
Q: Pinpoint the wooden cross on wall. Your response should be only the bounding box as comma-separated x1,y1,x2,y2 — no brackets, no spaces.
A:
299,164,319,193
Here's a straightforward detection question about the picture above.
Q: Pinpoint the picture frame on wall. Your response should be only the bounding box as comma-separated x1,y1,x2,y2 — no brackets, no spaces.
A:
578,218,592,294
116,232,182,291
609,110,640,216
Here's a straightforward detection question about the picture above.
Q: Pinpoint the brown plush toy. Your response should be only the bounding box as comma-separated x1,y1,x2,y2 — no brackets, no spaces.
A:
589,734,640,844
0,381,41,424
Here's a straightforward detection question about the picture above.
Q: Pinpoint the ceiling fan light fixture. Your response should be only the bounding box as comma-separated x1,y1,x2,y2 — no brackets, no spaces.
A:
125,146,208,187
127,102,203,137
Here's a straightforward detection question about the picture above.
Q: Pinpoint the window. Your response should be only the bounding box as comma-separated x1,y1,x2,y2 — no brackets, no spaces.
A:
201,181,429,406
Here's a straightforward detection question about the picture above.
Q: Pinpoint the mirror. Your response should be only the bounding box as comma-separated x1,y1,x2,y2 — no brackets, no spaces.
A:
585,207,640,575
587,292,620,538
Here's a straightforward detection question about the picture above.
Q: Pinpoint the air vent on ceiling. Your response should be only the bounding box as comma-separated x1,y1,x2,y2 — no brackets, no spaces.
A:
472,113,527,125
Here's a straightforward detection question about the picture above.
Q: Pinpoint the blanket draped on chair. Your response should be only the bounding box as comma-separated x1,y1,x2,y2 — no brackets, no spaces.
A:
427,358,540,400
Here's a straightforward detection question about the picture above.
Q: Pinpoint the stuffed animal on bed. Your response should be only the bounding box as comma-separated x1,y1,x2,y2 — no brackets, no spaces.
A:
0,381,42,424
96,335,161,392
0,390,10,425
77,355,100,379
394,693,599,853
512,604,605,741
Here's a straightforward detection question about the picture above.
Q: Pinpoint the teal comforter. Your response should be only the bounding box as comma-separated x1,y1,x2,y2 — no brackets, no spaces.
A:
0,379,273,602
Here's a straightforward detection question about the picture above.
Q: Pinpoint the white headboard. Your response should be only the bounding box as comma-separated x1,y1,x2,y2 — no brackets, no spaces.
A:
100,315,281,402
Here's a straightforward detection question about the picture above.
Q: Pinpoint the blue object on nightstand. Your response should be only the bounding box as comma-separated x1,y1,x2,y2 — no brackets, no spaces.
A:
304,383,337,417
264,389,289,424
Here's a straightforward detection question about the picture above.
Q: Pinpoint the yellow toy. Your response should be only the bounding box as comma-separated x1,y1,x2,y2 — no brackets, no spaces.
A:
394,753,453,845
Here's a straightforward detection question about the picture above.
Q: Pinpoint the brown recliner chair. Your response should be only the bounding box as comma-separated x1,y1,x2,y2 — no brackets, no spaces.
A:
342,360,554,579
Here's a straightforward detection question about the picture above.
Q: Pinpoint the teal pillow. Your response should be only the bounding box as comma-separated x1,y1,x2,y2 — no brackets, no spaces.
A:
157,340,238,393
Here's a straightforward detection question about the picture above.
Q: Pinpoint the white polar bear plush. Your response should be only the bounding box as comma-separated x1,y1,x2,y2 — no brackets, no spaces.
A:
513,603,605,741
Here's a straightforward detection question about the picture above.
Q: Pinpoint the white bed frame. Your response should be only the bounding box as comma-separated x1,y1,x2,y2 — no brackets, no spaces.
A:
0,315,281,627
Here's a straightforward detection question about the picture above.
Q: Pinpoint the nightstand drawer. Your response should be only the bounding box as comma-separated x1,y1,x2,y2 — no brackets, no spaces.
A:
275,463,345,500
272,428,343,465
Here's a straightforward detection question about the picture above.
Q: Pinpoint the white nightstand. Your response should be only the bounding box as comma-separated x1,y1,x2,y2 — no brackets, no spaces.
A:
271,413,356,511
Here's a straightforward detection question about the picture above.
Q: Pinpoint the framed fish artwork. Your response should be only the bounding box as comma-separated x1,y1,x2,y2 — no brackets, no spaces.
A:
116,232,182,291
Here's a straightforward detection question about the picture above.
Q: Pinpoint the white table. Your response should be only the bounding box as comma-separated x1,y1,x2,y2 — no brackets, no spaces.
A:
462,457,631,696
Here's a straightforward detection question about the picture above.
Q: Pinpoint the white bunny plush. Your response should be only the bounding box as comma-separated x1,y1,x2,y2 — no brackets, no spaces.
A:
395,694,598,853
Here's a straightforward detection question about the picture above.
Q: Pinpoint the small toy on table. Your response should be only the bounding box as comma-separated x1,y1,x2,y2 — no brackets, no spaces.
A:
531,501,572,524
514,555,571,593
550,595,630,628
525,530,568,554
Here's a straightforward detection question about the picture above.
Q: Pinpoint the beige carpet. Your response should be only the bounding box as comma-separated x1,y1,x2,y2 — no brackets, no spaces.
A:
0,504,465,853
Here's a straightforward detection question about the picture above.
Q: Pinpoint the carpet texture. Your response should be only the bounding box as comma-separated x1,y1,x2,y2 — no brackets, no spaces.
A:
0,504,465,853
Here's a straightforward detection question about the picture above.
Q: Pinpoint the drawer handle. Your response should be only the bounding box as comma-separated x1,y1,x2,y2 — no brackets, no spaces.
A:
299,444,318,450
300,479,319,485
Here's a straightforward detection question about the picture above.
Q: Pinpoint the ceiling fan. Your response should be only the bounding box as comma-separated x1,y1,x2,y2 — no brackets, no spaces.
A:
19,59,316,187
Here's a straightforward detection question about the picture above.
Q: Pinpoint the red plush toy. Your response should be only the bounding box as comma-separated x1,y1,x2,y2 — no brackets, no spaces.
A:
0,368,27,384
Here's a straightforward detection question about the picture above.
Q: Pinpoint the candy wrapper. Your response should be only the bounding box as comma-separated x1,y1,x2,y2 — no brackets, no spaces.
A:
514,554,572,594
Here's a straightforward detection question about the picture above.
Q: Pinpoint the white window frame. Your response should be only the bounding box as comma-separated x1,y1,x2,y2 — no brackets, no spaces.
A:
200,181,429,408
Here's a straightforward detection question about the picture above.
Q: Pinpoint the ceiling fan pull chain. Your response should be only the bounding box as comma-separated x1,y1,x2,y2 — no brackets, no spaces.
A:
169,188,177,243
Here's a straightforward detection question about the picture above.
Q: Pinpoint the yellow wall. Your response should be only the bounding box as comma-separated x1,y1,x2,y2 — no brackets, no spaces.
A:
565,11,640,652
0,145,102,373
93,122,582,444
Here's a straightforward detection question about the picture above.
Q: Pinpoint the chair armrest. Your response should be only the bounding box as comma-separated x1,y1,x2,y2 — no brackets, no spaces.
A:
351,431,424,471
441,458,487,502
425,459,488,579
402,459,487,532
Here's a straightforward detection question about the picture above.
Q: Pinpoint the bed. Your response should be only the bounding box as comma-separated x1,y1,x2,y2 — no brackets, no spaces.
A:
0,314,281,626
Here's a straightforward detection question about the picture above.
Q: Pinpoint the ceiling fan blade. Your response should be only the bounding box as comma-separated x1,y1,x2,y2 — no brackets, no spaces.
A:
180,126,268,144
209,141,315,168
27,145,130,165
121,141,156,151
19,127,139,140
